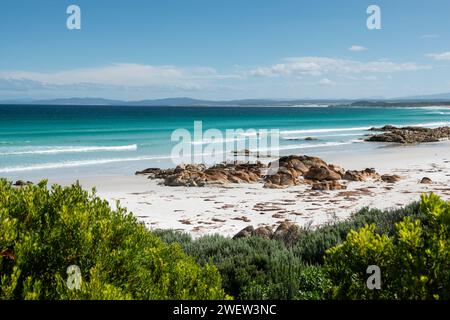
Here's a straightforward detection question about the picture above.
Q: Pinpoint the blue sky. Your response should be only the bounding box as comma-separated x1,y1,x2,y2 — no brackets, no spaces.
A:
1,0,450,100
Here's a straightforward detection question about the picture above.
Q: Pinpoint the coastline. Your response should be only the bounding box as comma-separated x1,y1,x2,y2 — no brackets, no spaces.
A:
45,140,450,238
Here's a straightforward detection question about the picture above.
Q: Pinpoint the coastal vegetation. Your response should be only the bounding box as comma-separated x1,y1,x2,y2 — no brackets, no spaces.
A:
0,179,228,300
1,179,449,300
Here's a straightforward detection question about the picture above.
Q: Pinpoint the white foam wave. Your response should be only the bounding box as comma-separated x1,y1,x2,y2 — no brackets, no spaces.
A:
190,137,249,145
282,133,363,140
0,144,137,156
279,121,450,137
426,111,450,115
0,155,170,173
280,127,371,135
409,121,450,127
253,140,362,152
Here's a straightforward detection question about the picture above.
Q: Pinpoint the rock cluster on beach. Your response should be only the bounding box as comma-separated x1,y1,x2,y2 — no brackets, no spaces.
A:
365,125,450,144
137,154,400,190
262,155,384,189
136,162,266,187
233,221,300,246
263,155,344,189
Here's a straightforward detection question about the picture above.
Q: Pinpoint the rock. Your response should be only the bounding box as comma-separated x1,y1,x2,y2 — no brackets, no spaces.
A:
304,166,341,181
144,161,266,187
0,249,15,261
252,226,273,240
343,168,379,181
328,164,346,176
138,154,394,190
135,167,162,175
312,181,347,191
420,177,432,184
381,174,402,183
142,155,345,188
231,149,272,158
174,163,206,173
366,125,450,144
13,180,32,187
272,221,300,246
369,125,397,131
233,226,255,239
263,155,334,187
304,137,318,141
264,173,297,188
232,149,251,157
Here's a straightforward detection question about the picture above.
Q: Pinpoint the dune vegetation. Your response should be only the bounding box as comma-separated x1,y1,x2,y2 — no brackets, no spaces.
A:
1,179,449,300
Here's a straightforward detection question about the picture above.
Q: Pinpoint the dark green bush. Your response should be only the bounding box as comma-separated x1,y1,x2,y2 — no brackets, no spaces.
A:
0,180,229,300
156,202,427,300
156,231,331,299
292,202,424,264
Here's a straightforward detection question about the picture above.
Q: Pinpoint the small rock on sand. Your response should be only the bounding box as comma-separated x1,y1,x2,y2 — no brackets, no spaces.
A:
420,177,432,184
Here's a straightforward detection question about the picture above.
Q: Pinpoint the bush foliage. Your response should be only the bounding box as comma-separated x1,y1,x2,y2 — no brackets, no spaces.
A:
155,231,331,300
2,176,448,300
0,180,228,300
325,193,450,300
157,198,446,300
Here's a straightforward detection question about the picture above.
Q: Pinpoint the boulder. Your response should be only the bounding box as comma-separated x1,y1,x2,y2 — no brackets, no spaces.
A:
328,164,346,176
304,166,342,181
135,167,162,175
272,221,300,246
174,163,206,173
312,181,347,191
420,177,432,184
233,226,255,239
143,161,267,187
366,125,450,144
381,174,402,183
263,173,298,188
13,180,32,187
343,168,379,181
263,155,336,187
252,226,273,240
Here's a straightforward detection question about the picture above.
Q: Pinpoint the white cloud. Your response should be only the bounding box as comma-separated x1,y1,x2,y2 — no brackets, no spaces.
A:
421,34,439,39
348,45,367,52
318,78,334,85
248,57,430,77
427,52,450,61
0,63,231,89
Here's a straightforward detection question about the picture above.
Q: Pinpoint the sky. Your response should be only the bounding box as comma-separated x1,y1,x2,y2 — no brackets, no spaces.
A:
1,0,450,101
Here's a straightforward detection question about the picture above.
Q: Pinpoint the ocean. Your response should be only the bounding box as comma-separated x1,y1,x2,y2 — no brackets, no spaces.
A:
1,104,450,181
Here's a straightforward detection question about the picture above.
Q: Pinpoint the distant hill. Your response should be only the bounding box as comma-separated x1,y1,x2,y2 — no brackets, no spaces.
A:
0,97,353,107
2,94,450,107
24,97,124,106
342,100,450,108
392,92,450,101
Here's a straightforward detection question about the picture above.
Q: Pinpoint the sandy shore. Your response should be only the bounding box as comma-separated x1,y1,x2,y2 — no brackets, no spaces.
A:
53,141,450,238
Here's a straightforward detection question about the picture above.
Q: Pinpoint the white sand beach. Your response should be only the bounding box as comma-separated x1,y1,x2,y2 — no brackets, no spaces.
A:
52,141,450,238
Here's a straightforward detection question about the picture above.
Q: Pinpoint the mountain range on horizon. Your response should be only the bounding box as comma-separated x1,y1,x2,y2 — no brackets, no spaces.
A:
2,92,450,107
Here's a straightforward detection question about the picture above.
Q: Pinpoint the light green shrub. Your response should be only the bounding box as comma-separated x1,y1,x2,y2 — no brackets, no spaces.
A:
325,193,450,300
0,180,229,300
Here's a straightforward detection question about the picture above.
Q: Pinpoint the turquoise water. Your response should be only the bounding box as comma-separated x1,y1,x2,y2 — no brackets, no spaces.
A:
1,105,450,180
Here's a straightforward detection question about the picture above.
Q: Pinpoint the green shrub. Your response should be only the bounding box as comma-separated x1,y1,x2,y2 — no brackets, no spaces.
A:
325,193,450,300
295,265,332,300
155,202,427,300
292,202,424,264
0,179,229,300
156,230,332,300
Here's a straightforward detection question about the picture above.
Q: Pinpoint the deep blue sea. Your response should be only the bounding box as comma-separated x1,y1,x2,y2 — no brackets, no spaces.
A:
1,104,450,181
